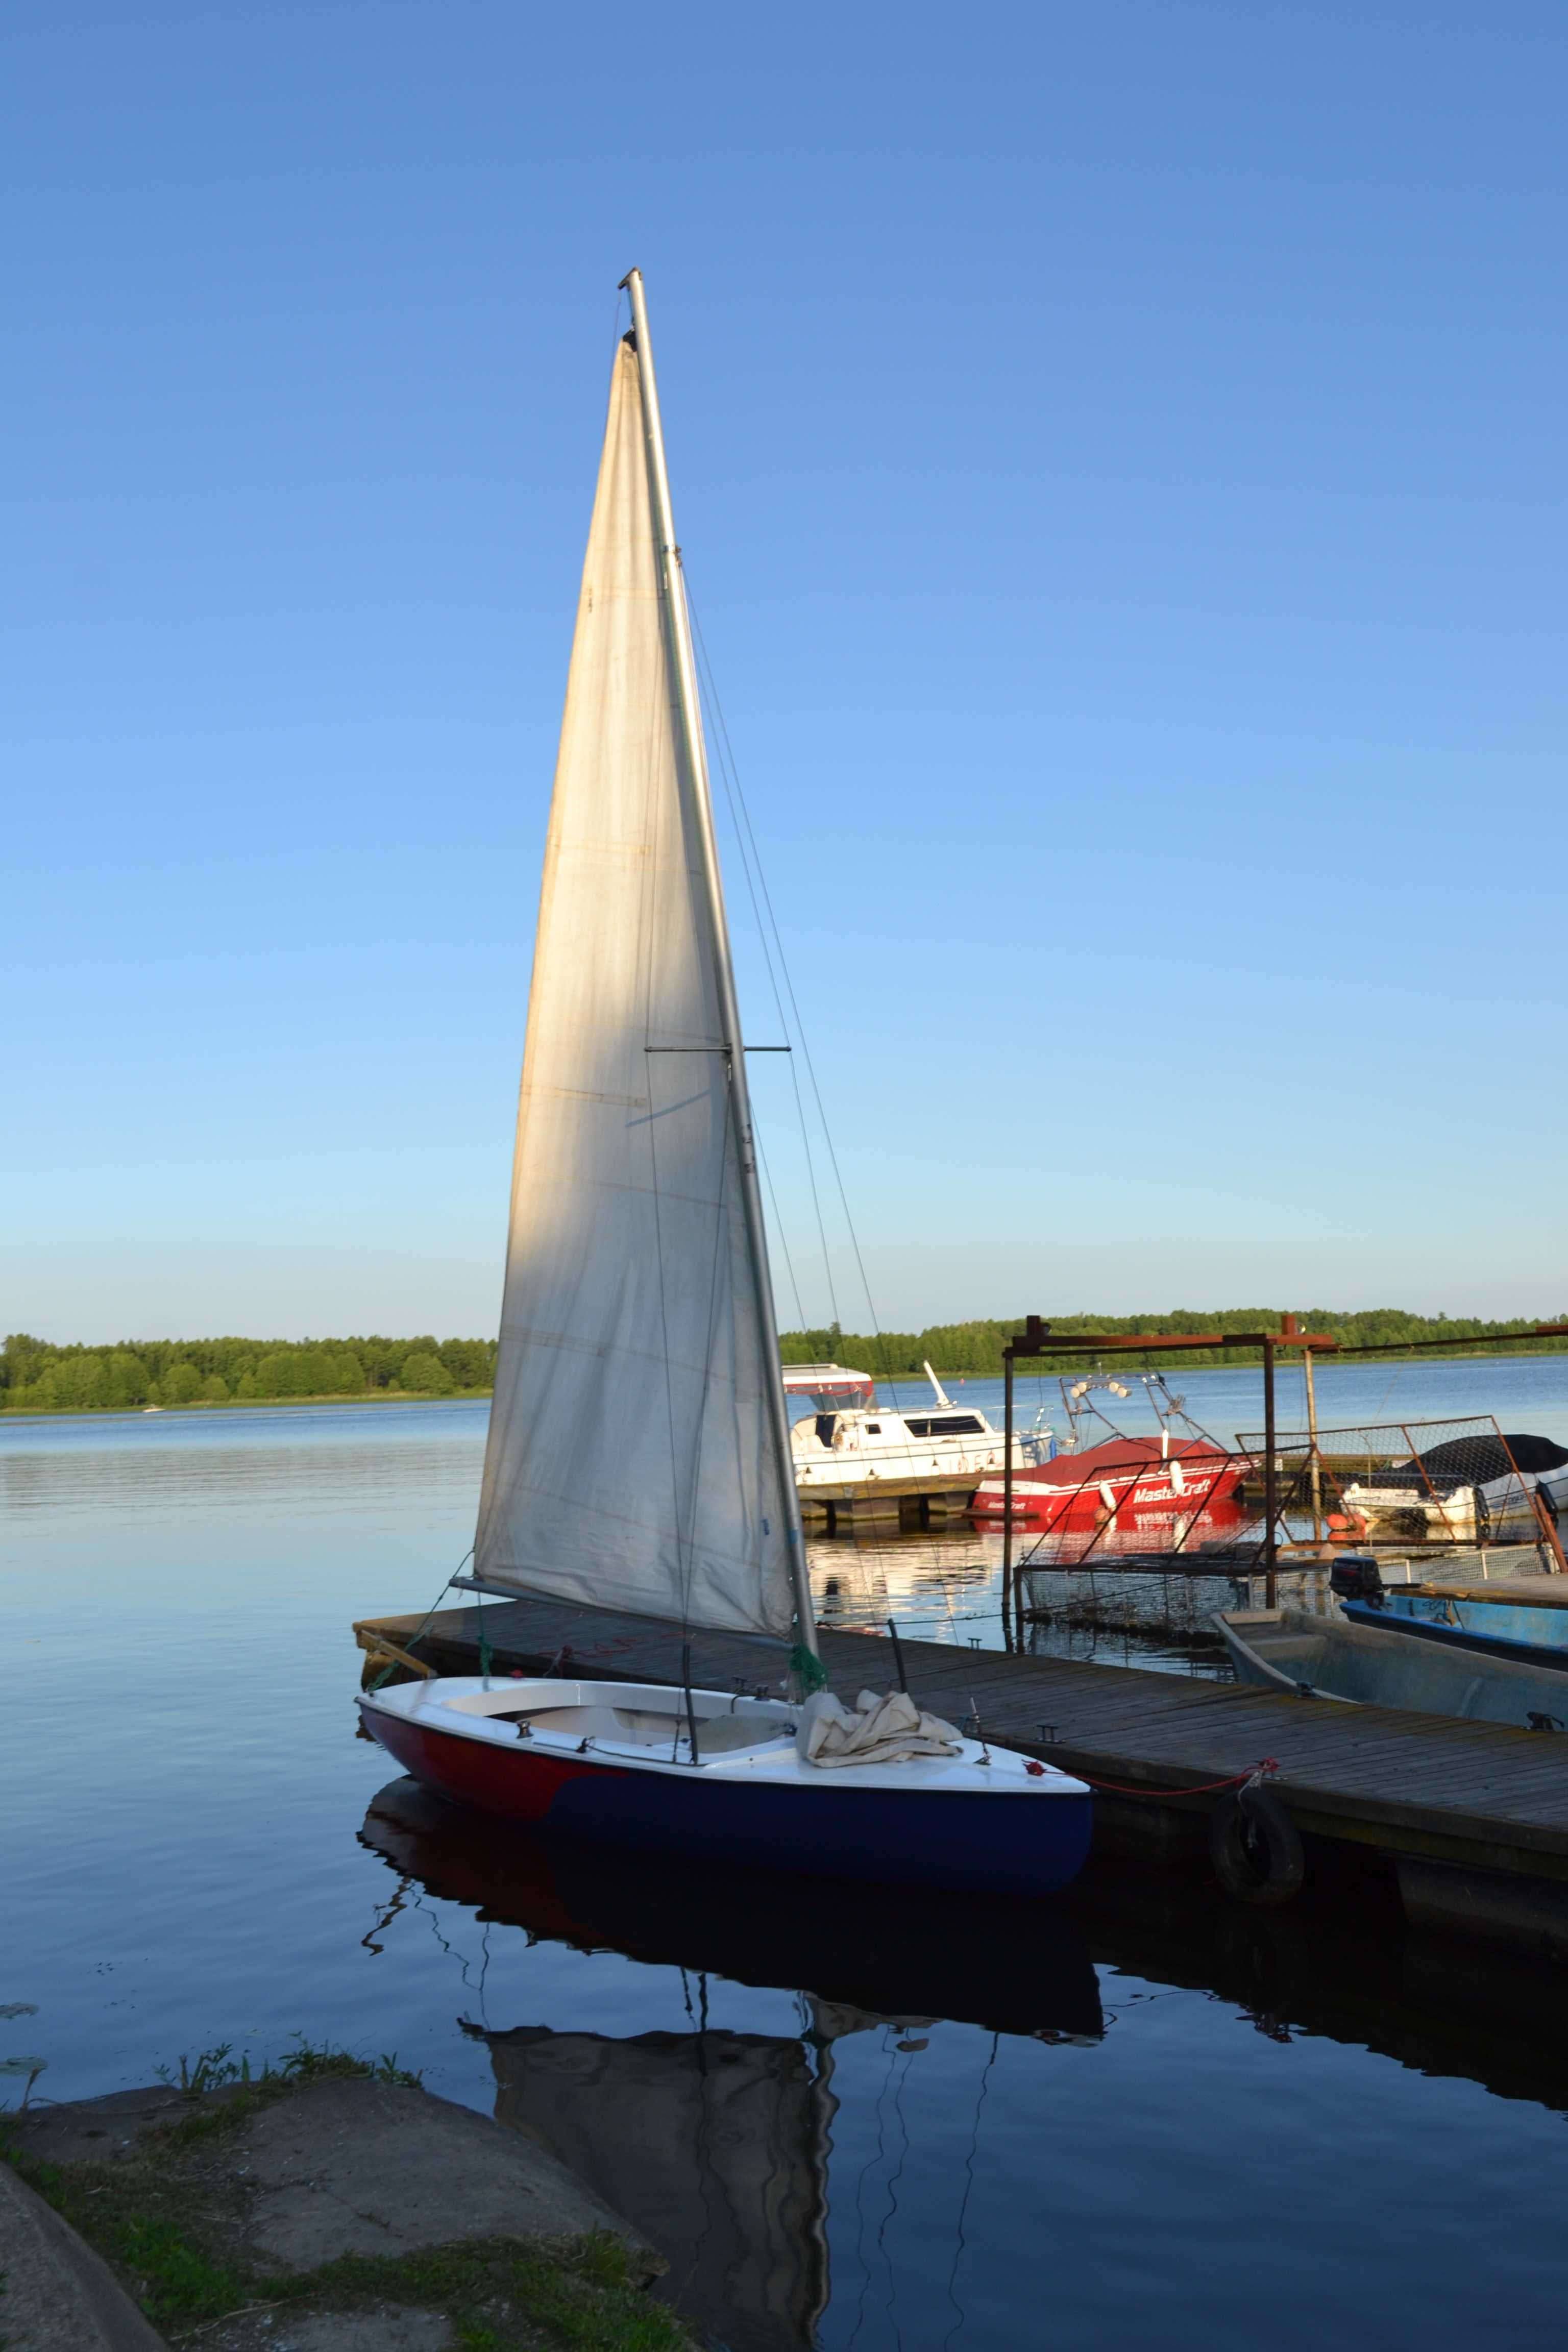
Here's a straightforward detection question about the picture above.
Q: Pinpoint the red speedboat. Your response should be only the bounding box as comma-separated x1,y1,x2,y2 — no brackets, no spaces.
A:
968,1435,1248,1525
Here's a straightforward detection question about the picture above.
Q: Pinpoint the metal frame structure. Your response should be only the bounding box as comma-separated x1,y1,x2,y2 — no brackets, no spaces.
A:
998,1315,1568,1625
1000,1317,1332,1617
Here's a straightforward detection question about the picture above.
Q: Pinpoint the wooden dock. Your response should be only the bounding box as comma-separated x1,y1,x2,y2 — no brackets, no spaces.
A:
353,1595,1568,1957
796,1470,978,1526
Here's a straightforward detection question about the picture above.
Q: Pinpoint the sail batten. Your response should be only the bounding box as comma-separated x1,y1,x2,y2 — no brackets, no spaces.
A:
473,328,795,1639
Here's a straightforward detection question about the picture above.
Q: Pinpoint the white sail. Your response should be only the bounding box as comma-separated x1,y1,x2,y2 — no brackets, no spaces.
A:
473,328,795,1638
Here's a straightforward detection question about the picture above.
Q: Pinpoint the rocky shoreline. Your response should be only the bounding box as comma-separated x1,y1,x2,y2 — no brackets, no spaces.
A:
1,2064,692,2351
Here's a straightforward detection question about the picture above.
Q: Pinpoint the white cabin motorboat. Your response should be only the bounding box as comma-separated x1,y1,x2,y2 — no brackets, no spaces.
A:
791,1361,1039,1506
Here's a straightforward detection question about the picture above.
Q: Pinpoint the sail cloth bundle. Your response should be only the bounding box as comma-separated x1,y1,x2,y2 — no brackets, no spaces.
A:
797,1688,964,1769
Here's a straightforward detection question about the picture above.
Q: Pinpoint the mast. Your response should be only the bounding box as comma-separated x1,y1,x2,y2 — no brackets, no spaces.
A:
619,267,818,1660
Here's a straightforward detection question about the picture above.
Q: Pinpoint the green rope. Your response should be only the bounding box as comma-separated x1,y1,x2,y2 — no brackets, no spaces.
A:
790,1643,828,1694
478,1626,494,1680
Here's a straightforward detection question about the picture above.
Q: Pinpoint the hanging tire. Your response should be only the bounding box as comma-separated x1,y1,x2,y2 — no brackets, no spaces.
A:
1209,1784,1305,1907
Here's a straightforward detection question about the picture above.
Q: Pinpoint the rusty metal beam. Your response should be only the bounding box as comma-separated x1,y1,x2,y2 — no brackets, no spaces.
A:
1312,1324,1568,1359
1006,1316,1334,1357
1004,1315,1568,1362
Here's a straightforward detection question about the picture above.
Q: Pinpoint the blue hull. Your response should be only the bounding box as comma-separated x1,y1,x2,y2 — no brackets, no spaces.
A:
545,1770,1094,1897
1342,1597,1568,1675
364,1703,1094,1897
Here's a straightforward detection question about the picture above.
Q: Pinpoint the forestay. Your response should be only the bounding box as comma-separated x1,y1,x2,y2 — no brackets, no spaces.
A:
473,332,794,1638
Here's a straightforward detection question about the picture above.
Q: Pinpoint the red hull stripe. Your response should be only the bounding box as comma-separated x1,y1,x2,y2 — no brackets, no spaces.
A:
367,1710,627,1823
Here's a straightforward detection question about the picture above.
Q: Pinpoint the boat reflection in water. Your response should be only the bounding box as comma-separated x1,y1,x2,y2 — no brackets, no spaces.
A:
360,1779,1568,2346
360,1776,1103,2039
360,1776,1102,2352
489,2022,829,2352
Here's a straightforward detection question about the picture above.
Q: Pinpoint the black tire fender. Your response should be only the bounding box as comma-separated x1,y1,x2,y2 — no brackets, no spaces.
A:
1209,1783,1305,1908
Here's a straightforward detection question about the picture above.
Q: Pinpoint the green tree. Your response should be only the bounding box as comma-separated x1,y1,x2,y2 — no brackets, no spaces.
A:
158,1362,203,1406
254,1351,303,1397
107,1350,150,1407
199,1373,229,1402
400,1350,455,1395
436,1337,497,1390
46,1353,111,1409
293,1347,336,1394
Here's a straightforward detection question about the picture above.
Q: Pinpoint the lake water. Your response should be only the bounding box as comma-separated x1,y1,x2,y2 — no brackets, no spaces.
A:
8,1365,1568,2349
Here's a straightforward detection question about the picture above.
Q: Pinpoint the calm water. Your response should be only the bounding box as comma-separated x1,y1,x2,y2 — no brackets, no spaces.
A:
8,1368,1568,2349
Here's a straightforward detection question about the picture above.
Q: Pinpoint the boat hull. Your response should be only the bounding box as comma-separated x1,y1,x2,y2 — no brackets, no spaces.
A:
1219,1606,1568,1728
358,1702,1093,1897
969,1456,1244,1525
1340,1598,1568,1676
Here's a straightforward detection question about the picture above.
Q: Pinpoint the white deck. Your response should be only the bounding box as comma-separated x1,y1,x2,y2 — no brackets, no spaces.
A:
362,1677,1088,1799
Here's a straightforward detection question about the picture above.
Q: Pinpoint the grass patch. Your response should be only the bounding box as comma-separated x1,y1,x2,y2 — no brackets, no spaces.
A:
0,2147,255,2330
2,2145,688,2348
1,2041,694,2349
156,2035,422,2095
142,2038,424,2152
297,2235,693,2351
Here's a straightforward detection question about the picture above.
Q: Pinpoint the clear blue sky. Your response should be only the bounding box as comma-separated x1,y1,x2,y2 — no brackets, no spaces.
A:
7,3,1565,1343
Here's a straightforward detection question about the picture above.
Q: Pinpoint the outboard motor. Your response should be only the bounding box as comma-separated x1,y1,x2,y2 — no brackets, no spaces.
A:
1330,1555,1385,1607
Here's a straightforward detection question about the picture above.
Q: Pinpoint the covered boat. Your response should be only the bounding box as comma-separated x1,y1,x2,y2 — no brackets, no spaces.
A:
358,272,1090,1896
1339,1432,1568,1540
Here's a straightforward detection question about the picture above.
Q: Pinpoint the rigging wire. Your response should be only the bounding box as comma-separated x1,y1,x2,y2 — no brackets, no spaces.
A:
686,585,842,1334
754,1112,808,1334
685,583,900,1353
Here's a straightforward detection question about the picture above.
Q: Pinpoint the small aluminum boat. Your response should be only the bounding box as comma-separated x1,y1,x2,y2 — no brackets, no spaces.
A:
1217,1606,1568,1731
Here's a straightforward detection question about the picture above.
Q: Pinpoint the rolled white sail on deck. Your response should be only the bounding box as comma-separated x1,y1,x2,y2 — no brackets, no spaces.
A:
473,332,793,1638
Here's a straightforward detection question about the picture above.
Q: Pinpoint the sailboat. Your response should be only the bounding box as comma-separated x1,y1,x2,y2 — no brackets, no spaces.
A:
358,271,1091,1896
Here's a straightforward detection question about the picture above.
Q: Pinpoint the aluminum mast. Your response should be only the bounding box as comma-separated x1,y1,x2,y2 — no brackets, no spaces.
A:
619,267,818,1659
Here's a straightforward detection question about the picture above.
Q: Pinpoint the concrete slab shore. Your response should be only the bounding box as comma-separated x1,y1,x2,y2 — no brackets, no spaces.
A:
0,2160,165,2351
6,2073,675,2350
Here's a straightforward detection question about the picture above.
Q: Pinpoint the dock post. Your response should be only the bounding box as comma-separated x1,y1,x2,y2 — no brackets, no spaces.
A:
1002,1344,1015,1649
1263,1333,1278,1607
1302,1332,1323,1546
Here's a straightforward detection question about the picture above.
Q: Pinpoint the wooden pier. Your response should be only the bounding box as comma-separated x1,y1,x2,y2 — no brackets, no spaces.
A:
796,1470,978,1527
353,1595,1568,1959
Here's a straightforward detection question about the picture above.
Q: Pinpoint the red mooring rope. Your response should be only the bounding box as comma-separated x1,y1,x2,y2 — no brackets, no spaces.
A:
1070,1758,1280,1798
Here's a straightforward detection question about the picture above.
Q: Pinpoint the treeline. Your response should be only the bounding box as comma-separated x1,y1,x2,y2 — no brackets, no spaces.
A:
9,1307,1567,1415
1,1333,497,1413
779,1310,1568,1378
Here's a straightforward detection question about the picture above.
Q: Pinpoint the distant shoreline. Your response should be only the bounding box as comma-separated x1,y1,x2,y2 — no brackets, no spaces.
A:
7,1347,1568,1422
0,1391,494,1422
